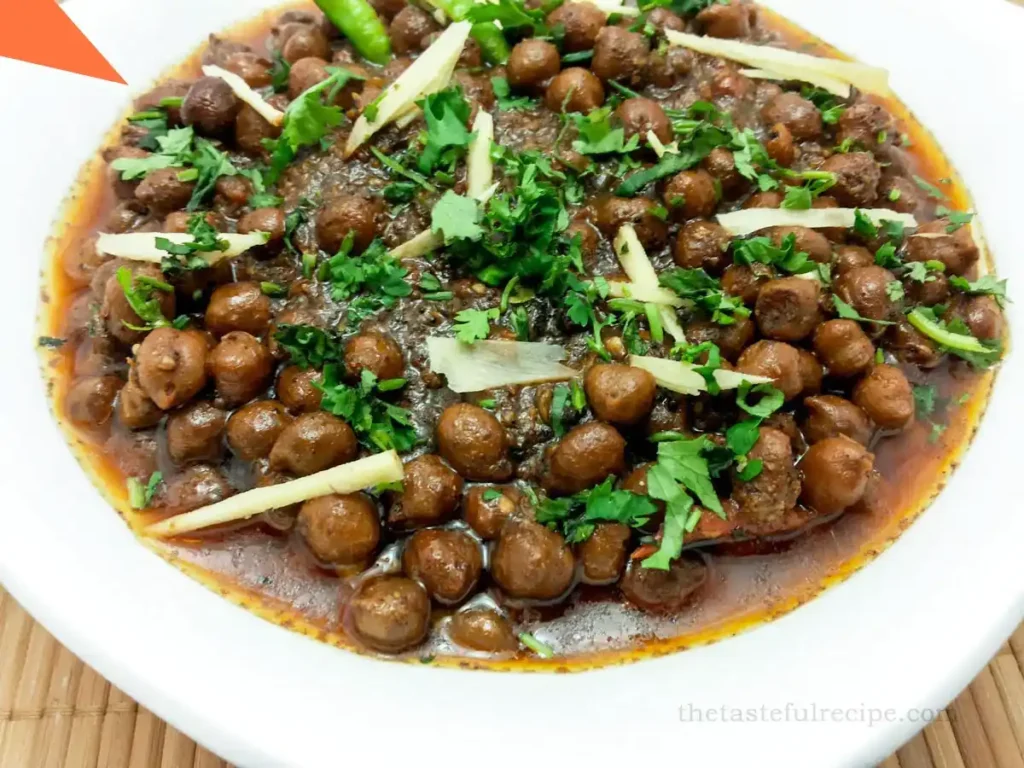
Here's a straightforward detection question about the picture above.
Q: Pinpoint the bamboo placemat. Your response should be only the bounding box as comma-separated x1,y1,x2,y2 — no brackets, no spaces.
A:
0,585,1021,767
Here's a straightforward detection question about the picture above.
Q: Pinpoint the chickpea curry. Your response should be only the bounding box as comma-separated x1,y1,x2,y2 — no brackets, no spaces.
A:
39,0,1008,666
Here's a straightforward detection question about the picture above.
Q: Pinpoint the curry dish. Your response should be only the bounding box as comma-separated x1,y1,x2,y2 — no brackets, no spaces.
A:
38,0,1007,667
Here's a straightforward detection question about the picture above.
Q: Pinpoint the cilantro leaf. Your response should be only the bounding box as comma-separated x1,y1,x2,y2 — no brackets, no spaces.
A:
417,88,473,175
453,307,499,344
491,76,538,111
157,213,229,274
949,274,1009,307
735,383,784,418
431,191,484,242
535,477,657,544
913,383,938,419
274,324,342,369
127,471,163,510
660,268,750,325
115,267,173,331
316,366,416,452
324,239,412,324
571,107,641,156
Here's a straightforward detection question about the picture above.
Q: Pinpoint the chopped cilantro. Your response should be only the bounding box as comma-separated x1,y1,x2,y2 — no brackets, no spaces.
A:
273,324,341,369
416,88,473,175
912,174,946,201
491,76,538,111
660,268,750,325
156,213,229,274
949,274,1009,307
127,471,163,509
115,267,173,331
571,107,641,156
518,632,555,658
324,238,412,324
874,242,901,269
431,191,484,242
536,477,657,544
852,208,879,239
935,207,974,233
913,383,938,419
316,367,416,452
453,307,499,344
886,280,905,302
269,50,291,93
735,383,784,419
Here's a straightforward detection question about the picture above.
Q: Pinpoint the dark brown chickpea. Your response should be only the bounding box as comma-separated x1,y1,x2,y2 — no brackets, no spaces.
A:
663,169,718,220
507,39,560,90
584,364,657,426
462,485,523,540
237,208,286,245
448,610,518,653
702,147,744,196
316,196,383,254
269,412,358,476
166,401,227,464
180,77,239,136
764,122,795,167
298,493,380,565
853,364,914,430
546,1,606,51
799,436,875,515
437,403,513,482
544,68,605,113
205,282,273,337
621,556,707,613
722,263,771,305
832,245,875,275
388,454,464,530
402,529,483,604
276,366,324,413
281,25,331,63
696,1,752,38
221,51,272,88
492,520,576,600
904,272,949,307
344,333,404,380
226,400,293,460
761,92,822,140
344,576,430,653
743,190,783,209
160,464,234,514
287,56,329,100
736,340,804,400
544,422,626,495
615,98,671,144
754,277,821,342
594,196,668,250
578,523,631,585
836,101,894,151
686,317,756,363
592,26,650,85
960,295,1004,341
207,331,273,406
645,6,685,33
833,265,897,329
135,168,195,215
673,220,732,274
769,226,831,264
731,427,801,525
135,327,209,410
904,220,979,276
235,102,282,155
66,376,122,427
389,6,440,54
820,152,881,207
803,395,873,446
813,320,875,377
117,372,163,430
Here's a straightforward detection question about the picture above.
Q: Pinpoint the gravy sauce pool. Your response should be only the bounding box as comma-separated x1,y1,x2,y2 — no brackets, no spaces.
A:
36,1,999,670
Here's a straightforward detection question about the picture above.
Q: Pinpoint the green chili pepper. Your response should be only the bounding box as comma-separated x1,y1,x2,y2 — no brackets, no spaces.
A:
906,308,991,355
428,0,510,63
315,0,392,65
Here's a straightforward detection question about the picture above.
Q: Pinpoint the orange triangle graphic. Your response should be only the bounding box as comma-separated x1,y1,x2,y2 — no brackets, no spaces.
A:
0,0,125,84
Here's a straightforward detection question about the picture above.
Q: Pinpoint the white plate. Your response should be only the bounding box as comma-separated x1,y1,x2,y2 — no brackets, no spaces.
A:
1,1,1022,766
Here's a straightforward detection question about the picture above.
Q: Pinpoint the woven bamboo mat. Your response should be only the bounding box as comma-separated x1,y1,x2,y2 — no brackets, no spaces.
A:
0,585,1021,767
